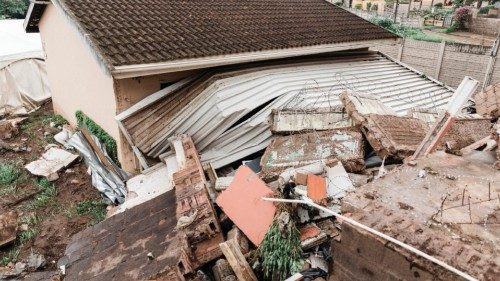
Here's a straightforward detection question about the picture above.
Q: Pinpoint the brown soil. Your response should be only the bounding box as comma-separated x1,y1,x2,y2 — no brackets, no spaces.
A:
0,102,102,271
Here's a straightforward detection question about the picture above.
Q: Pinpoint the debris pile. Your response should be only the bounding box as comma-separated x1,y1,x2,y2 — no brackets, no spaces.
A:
38,76,500,280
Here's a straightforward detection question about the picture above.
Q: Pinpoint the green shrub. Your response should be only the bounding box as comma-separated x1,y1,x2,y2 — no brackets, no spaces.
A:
434,3,444,8
371,3,378,11
479,5,495,14
259,215,303,281
355,3,362,9
75,110,119,164
366,2,372,10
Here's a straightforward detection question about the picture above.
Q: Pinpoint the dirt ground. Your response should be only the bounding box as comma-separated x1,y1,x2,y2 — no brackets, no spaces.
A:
0,102,104,273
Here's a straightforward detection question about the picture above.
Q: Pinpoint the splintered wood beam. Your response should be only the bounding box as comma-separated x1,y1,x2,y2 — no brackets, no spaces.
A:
219,239,258,281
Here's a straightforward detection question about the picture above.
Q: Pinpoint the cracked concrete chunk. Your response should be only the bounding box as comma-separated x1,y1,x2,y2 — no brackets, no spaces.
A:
260,128,365,179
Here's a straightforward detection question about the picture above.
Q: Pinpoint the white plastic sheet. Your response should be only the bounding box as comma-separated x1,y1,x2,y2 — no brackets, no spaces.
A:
0,20,50,116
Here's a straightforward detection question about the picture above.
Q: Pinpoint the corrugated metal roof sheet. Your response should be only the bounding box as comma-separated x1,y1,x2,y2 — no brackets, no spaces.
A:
119,52,455,168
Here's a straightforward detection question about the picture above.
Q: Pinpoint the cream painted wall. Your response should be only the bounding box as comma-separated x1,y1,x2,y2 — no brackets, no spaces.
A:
39,4,117,135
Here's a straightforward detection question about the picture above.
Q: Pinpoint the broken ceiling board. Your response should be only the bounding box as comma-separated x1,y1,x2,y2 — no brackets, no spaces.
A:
361,114,429,160
25,147,78,177
0,211,18,247
474,82,500,118
119,52,454,169
260,128,365,179
440,117,492,151
270,108,352,133
216,165,276,246
338,152,500,281
325,161,355,199
61,191,185,281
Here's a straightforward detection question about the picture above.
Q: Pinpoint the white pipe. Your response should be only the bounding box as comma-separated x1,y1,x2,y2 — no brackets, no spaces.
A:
262,197,478,281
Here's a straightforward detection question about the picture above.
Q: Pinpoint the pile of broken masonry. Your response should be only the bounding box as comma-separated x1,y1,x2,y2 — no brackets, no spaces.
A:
3,78,500,281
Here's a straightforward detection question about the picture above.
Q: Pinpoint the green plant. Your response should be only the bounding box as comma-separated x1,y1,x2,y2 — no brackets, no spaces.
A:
0,162,20,186
42,114,68,127
434,3,444,8
19,214,40,226
479,5,495,14
366,2,372,10
259,213,303,281
25,179,57,210
18,228,37,244
66,200,107,225
0,0,30,19
355,3,362,9
371,3,378,11
75,110,119,164
0,249,20,266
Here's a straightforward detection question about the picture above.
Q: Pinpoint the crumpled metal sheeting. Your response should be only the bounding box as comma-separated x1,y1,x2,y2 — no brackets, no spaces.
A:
67,132,127,204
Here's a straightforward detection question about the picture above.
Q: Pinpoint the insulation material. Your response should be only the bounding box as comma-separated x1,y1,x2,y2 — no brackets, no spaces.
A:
216,166,276,246
118,52,455,169
260,128,365,178
67,132,127,204
0,20,50,116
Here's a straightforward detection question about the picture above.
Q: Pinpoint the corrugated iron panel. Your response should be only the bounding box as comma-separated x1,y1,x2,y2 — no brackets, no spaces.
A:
120,52,455,168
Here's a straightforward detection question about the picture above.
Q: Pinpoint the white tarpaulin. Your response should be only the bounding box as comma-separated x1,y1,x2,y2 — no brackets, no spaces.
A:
0,20,51,116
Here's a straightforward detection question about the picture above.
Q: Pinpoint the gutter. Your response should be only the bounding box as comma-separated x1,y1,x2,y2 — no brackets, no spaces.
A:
111,39,398,79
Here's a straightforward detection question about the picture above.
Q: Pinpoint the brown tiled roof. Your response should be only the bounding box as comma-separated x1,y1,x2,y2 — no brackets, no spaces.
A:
58,0,397,67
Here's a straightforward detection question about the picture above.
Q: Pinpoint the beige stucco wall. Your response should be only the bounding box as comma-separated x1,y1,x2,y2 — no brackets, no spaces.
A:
39,4,118,137
38,4,197,173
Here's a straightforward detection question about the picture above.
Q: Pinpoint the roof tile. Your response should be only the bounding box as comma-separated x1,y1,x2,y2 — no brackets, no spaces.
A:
59,0,397,67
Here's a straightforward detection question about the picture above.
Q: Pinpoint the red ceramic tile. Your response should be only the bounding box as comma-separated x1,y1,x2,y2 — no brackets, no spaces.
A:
307,174,327,203
216,166,276,246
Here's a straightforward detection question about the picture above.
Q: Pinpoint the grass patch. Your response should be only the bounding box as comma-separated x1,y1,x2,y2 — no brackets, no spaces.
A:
0,162,22,195
18,228,38,244
41,114,67,127
19,213,41,226
65,199,107,225
370,18,449,43
0,248,20,267
24,179,57,210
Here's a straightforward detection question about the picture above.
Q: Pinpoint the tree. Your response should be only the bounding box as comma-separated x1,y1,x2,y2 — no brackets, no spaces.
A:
0,0,30,19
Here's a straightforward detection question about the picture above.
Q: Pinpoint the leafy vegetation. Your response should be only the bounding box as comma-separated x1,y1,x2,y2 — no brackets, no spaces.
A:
479,5,495,14
0,0,29,19
370,18,446,43
75,110,119,164
0,249,20,267
65,199,107,225
259,213,303,281
0,162,22,195
18,228,37,244
25,179,58,210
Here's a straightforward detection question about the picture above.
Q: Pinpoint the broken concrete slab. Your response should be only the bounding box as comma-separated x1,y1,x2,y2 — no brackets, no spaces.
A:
0,211,18,247
108,162,175,216
474,82,500,118
270,107,352,133
216,165,276,246
339,92,397,124
334,152,499,281
260,128,365,179
25,148,78,179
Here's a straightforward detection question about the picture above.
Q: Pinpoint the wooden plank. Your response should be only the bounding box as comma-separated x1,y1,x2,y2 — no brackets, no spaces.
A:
219,239,258,281
80,127,117,172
